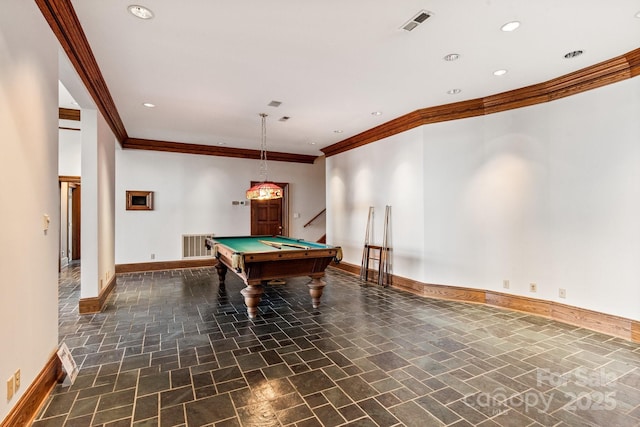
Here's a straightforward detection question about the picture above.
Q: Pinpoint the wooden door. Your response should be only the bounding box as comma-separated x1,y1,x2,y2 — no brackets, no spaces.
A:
250,182,288,236
71,184,81,260
251,198,282,236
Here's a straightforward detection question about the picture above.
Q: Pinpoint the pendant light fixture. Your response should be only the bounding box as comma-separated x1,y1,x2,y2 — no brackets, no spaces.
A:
246,113,283,200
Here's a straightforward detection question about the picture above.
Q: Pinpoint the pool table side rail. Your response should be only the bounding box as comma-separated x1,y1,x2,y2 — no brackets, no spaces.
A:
205,237,341,267
217,244,339,274
220,253,337,285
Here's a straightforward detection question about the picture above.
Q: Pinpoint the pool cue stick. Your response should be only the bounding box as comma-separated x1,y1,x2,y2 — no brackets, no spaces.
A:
259,240,282,249
280,243,311,249
259,240,311,250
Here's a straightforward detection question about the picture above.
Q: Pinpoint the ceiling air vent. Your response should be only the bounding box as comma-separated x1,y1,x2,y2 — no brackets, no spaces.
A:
401,10,432,31
268,100,282,107
564,50,584,59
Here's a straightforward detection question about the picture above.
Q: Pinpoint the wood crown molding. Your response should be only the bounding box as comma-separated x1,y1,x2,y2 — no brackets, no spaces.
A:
39,2,318,164
332,262,640,343
36,0,128,143
322,48,640,157
123,138,319,164
39,3,640,162
626,48,640,78
58,107,80,121
0,351,64,427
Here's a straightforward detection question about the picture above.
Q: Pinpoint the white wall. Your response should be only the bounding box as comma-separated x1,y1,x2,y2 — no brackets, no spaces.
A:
546,80,640,318
58,126,81,176
327,77,640,321
0,0,59,420
326,127,424,279
80,110,116,298
115,147,326,264
97,112,116,292
420,107,553,292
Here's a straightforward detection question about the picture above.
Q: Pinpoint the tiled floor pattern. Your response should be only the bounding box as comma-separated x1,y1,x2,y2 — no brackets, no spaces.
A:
33,264,640,426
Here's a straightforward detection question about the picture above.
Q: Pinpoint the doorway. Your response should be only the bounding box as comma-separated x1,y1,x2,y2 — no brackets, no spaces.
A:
59,176,81,270
71,183,81,260
250,182,289,236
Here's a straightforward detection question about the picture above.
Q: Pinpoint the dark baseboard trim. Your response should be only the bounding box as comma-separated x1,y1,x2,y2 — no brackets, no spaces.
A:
78,274,116,314
631,321,640,343
1,351,63,427
331,261,359,275
78,260,218,314
331,262,639,343
115,258,217,274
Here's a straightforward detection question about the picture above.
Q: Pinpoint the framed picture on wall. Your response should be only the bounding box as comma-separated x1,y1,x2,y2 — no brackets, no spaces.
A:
126,190,153,210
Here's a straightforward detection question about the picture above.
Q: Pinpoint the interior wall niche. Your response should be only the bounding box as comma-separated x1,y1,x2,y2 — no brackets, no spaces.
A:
126,190,153,210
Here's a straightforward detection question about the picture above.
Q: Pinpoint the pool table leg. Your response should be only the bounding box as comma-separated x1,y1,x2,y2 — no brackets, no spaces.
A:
241,283,264,319
214,260,227,284
307,276,326,309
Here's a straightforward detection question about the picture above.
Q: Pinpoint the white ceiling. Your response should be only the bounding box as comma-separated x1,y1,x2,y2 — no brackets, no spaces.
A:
67,0,640,156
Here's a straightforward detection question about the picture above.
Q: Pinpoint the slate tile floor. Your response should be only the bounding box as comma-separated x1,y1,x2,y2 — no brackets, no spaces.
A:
33,264,640,426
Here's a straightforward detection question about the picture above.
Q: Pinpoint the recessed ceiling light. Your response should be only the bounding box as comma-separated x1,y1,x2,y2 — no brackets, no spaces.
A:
334,130,344,134
564,50,584,59
142,102,155,108
218,142,226,146
501,21,520,32
443,53,460,61
635,11,640,18
128,5,154,19
309,142,317,145
371,111,383,116
447,89,461,95
493,69,508,76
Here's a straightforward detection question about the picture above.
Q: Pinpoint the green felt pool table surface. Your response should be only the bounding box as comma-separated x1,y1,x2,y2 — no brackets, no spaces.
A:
212,235,333,253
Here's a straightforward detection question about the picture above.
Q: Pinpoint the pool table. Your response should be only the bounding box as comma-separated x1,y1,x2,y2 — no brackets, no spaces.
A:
205,236,342,318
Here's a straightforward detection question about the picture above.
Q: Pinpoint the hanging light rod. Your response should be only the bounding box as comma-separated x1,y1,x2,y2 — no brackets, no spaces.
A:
246,113,283,200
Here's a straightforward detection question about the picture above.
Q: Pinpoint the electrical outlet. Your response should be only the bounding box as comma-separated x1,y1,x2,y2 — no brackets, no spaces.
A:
14,370,20,390
559,288,566,299
6,376,14,401
529,283,537,292
503,279,510,289
151,253,155,260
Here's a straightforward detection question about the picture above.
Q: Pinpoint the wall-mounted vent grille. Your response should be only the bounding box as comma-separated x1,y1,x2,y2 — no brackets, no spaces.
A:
182,234,213,259
401,10,432,31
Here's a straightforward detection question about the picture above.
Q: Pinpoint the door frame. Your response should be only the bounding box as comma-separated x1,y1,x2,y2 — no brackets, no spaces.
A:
249,181,289,236
71,183,81,260
59,176,81,269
